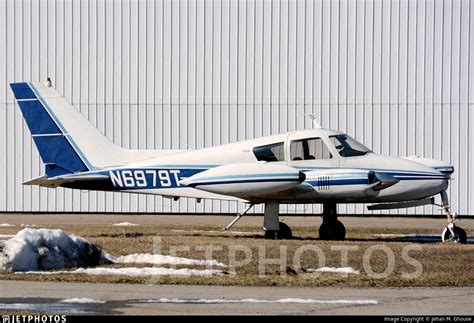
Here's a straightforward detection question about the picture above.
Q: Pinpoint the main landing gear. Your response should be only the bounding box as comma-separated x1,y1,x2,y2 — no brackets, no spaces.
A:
263,202,293,239
319,203,346,240
225,201,347,240
440,191,467,244
261,202,347,240
224,202,293,239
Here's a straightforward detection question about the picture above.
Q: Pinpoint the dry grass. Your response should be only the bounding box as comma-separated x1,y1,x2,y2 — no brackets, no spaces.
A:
0,223,473,287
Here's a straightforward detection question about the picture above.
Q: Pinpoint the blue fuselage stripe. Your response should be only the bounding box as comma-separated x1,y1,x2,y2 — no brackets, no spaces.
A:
306,178,369,186
190,178,300,187
194,173,298,181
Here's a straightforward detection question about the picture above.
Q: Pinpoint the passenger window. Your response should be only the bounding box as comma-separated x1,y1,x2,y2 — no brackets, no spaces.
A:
290,138,332,161
253,142,285,162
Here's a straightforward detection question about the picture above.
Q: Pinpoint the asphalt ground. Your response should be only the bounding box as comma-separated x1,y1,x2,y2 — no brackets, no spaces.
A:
0,280,473,315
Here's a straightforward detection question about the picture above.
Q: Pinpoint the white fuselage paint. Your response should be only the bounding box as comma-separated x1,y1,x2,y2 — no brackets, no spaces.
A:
107,128,449,204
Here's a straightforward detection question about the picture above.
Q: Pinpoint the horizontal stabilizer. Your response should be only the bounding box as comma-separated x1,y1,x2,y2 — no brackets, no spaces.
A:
23,174,109,188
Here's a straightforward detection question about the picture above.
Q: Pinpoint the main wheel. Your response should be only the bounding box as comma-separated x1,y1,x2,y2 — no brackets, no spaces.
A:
278,222,293,239
319,220,346,240
264,222,293,240
442,226,467,244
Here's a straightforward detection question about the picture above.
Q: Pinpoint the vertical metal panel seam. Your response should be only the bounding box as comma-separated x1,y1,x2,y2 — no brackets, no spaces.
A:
312,0,315,106
320,0,323,107
456,0,461,210
468,0,471,213
30,0,34,211
294,0,298,107
279,0,282,106
20,0,25,211
4,0,8,211
267,0,270,107
288,0,291,108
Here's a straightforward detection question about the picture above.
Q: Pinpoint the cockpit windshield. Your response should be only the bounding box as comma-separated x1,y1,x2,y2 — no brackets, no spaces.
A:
329,134,371,157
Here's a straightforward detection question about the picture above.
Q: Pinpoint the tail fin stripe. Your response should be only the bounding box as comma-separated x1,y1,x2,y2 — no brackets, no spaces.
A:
28,83,68,134
64,134,94,170
10,83,36,100
28,82,94,170
16,99,62,135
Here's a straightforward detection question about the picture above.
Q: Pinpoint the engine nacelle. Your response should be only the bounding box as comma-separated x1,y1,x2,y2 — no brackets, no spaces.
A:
304,168,399,200
179,162,305,198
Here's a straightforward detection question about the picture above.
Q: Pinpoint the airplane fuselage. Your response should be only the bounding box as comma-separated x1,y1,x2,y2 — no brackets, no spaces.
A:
62,128,450,204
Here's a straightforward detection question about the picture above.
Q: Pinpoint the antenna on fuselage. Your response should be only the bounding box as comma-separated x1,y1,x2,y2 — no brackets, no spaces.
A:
303,114,322,129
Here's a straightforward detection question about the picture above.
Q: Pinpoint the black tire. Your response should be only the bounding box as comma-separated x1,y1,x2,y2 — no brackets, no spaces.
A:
264,230,279,240
319,220,346,240
442,226,467,244
278,222,293,239
264,222,293,240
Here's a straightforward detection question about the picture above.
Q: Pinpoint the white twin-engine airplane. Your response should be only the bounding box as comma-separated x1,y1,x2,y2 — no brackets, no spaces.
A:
10,80,468,243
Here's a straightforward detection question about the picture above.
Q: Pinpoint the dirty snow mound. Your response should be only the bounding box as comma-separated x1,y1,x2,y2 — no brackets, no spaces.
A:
0,228,113,271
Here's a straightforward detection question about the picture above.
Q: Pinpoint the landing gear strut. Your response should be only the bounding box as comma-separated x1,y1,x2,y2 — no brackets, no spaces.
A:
263,202,293,240
319,203,346,240
440,191,467,243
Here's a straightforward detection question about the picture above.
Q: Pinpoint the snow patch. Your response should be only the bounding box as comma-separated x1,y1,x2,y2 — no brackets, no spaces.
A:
171,229,261,236
0,235,15,240
0,228,113,271
115,253,226,267
140,298,378,305
0,223,14,227
112,222,138,227
21,266,223,277
307,267,360,275
60,298,106,304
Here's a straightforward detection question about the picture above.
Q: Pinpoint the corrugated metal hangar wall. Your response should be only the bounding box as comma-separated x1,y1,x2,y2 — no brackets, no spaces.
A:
0,0,473,215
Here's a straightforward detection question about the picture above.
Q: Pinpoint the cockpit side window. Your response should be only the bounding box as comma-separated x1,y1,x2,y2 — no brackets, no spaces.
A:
290,137,332,161
329,134,371,157
253,142,285,162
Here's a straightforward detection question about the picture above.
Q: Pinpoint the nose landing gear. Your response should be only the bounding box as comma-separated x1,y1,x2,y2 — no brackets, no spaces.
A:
440,191,467,244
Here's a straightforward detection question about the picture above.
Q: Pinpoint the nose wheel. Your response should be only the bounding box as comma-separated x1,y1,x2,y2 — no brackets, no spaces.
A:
442,225,467,243
439,191,467,244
